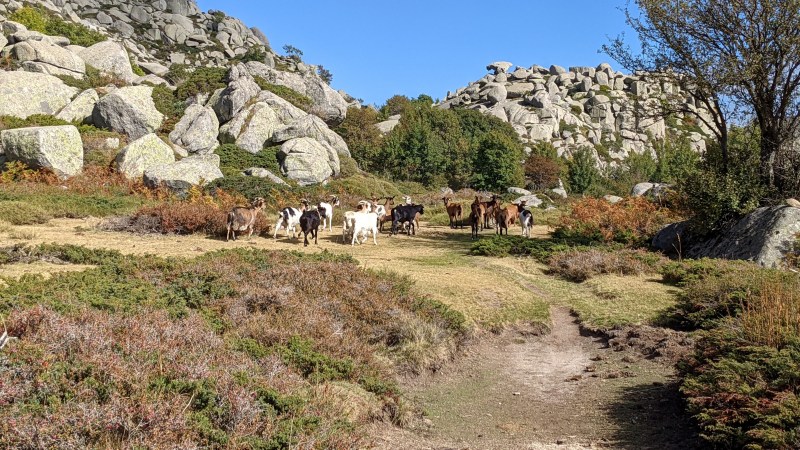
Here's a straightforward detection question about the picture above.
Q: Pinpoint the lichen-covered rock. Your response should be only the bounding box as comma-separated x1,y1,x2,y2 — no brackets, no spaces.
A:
219,102,281,154
213,75,260,123
508,187,531,196
78,40,136,83
513,194,543,208
272,115,350,158
115,133,175,179
93,86,164,140
168,104,219,154
11,39,86,77
254,90,306,124
278,137,335,186
1,125,83,178
144,154,223,193
0,71,78,119
56,89,99,123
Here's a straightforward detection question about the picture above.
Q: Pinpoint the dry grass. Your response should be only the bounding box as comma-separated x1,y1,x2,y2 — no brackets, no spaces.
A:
740,277,800,348
548,249,666,282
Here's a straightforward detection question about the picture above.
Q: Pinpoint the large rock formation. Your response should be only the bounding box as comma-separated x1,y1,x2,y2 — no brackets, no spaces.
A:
116,133,176,179
439,62,714,166
55,89,99,123
143,153,223,192
0,71,78,118
169,104,219,154
278,137,337,186
1,125,83,178
9,38,86,77
652,206,800,268
78,40,136,83
93,86,164,139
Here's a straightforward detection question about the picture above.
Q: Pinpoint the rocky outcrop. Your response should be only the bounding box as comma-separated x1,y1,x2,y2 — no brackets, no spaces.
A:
93,86,164,139
653,206,800,268
115,133,175,179
271,115,350,158
243,167,289,186
219,102,280,154
56,89,99,123
0,71,78,119
1,125,83,178
143,153,223,192
440,62,714,167
78,41,137,83
9,39,86,77
278,137,337,186
168,104,219,154
213,75,260,123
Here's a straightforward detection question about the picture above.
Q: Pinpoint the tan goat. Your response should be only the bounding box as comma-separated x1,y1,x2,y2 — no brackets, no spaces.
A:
226,197,266,241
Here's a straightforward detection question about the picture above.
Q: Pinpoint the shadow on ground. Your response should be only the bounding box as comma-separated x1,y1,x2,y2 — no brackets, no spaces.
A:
604,381,703,450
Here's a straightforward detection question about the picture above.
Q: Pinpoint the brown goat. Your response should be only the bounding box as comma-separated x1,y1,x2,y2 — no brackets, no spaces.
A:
494,200,527,234
442,197,463,229
226,197,266,241
482,195,500,229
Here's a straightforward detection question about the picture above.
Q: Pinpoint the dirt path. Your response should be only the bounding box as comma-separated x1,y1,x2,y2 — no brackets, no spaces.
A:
371,308,700,450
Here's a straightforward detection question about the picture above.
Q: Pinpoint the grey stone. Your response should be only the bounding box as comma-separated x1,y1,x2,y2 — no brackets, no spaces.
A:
271,115,350,158
1,125,83,178
243,167,289,186
169,104,219,154
96,11,112,25
115,133,175,179
480,83,507,104
213,75,260,123
376,118,400,134
112,21,135,37
219,102,280,154
56,88,99,123
138,61,169,76
93,86,164,140
79,40,136,83
278,137,335,186
0,71,77,118
549,64,567,75
130,5,150,23
487,61,513,74
144,153,223,193
253,90,306,123
508,187,531,196
682,206,800,268
11,39,85,77
514,195,543,208
603,195,623,204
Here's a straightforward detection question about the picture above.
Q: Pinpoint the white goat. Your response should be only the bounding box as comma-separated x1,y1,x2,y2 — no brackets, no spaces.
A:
520,208,533,238
318,195,340,232
273,201,307,239
402,195,412,205
350,211,378,245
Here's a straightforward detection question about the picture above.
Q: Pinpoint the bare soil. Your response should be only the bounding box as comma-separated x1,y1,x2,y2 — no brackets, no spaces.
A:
371,308,700,450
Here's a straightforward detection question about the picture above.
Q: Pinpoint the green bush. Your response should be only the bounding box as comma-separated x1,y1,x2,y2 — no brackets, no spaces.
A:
10,5,105,47
215,143,282,176
234,45,268,64
151,84,186,134
334,106,383,172
568,146,599,194
0,201,53,225
470,235,596,262
130,56,145,76
171,66,228,101
57,65,127,90
253,77,313,111
471,129,525,191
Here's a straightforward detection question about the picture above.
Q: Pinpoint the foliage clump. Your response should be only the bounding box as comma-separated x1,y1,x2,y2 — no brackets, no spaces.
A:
9,5,106,47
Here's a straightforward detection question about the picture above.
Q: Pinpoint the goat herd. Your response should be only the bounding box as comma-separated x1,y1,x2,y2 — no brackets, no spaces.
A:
225,194,534,246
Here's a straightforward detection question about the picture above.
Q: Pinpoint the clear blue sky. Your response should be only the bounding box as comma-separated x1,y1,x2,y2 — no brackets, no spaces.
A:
196,1,638,107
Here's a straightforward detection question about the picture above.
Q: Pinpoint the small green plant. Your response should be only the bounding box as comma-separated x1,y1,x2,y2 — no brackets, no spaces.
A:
171,66,228,101
570,104,584,115
129,55,145,76
567,147,599,194
151,84,186,134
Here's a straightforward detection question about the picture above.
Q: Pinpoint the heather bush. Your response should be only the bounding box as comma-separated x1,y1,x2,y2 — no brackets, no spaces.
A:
253,76,313,111
553,197,676,246
548,248,666,282
0,245,467,447
9,5,105,47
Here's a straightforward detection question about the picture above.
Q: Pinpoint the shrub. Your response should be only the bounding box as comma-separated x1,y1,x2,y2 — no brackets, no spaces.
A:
567,146,598,194
471,129,525,192
151,84,186,133
234,45,267,64
9,5,105,47
253,77,313,111
554,197,676,245
57,65,127,90
129,56,145,76
0,200,53,225
334,106,383,172
215,143,281,176
548,248,665,282
470,235,597,262
524,154,563,190
171,66,228,101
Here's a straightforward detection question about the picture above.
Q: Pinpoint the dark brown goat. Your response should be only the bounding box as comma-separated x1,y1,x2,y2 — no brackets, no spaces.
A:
226,197,266,241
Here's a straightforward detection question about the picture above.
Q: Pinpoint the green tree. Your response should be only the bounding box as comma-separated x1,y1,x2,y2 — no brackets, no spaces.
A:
471,130,525,191
568,147,599,195
317,65,333,84
379,95,412,119
334,107,383,172
605,0,800,197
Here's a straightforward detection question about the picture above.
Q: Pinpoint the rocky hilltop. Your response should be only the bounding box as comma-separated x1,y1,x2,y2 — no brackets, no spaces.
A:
0,0,360,188
436,62,713,164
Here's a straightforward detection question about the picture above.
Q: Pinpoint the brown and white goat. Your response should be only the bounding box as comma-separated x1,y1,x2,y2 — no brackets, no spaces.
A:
442,197,463,229
494,200,526,235
226,197,266,241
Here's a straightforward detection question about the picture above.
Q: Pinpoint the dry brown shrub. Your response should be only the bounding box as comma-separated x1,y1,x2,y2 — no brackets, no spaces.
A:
548,248,666,282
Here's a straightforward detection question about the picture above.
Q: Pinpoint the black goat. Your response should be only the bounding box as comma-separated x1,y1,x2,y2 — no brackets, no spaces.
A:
391,204,424,236
299,206,325,247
